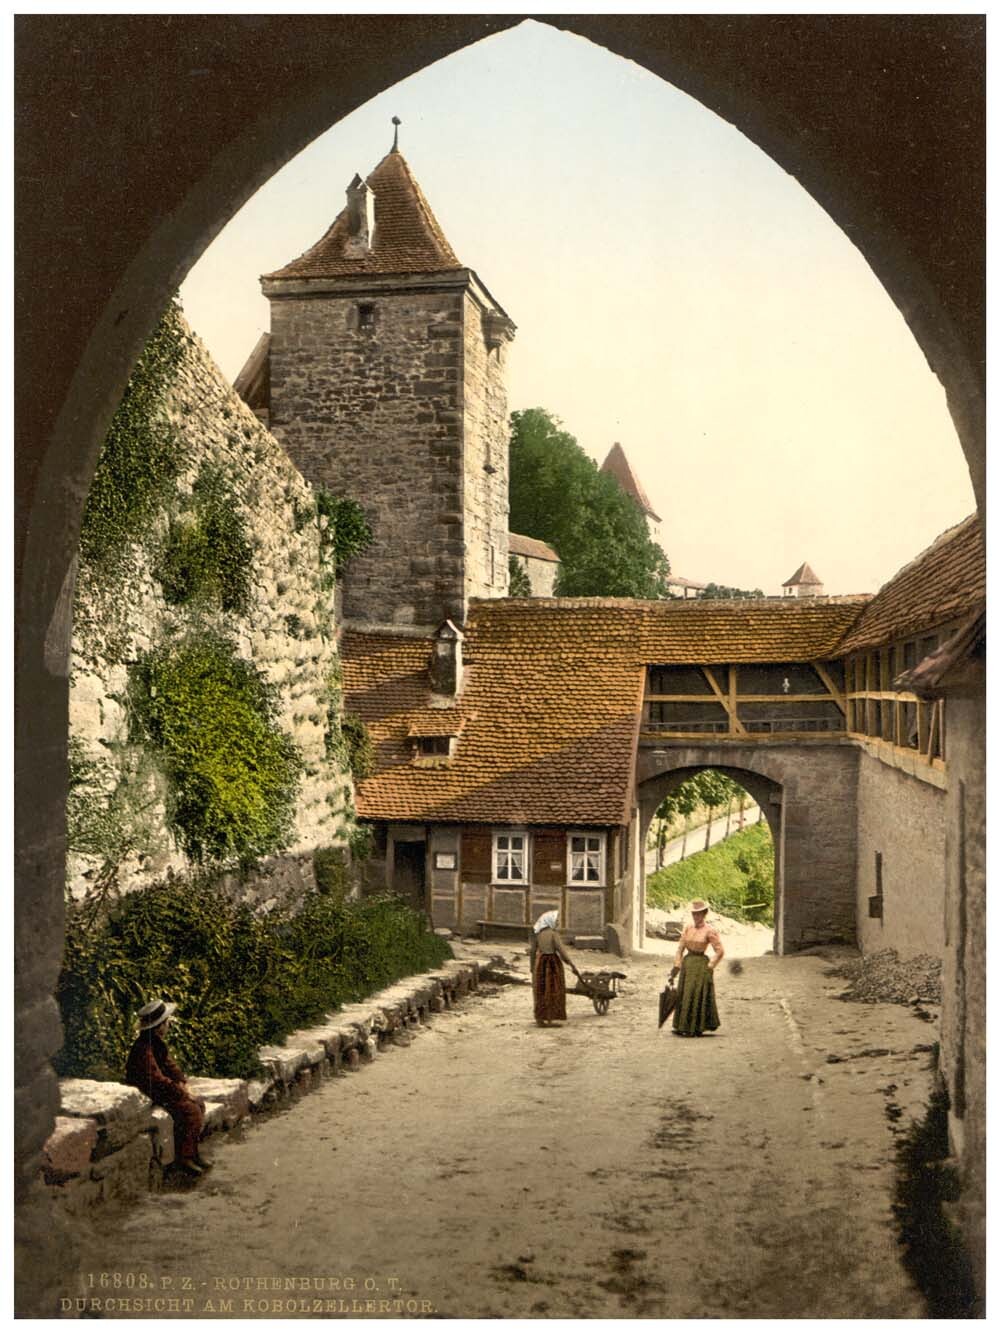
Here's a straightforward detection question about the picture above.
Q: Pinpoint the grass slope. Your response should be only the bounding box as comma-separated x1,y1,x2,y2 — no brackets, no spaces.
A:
646,822,774,925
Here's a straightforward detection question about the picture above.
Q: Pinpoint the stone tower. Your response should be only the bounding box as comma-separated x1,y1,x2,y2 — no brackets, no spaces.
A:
260,137,516,631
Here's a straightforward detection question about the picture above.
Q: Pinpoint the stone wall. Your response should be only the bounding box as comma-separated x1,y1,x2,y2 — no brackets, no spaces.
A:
268,283,469,630
637,742,860,952
461,290,511,600
68,321,353,902
855,753,946,958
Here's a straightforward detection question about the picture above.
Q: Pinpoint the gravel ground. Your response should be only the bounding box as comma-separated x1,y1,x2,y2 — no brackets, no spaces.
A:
824,948,942,1006
65,937,937,1320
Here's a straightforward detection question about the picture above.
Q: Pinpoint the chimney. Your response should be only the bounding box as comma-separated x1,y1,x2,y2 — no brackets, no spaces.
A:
429,619,464,698
344,174,375,256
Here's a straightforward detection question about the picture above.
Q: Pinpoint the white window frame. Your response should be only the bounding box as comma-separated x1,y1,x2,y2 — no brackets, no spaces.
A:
567,831,606,887
492,830,529,885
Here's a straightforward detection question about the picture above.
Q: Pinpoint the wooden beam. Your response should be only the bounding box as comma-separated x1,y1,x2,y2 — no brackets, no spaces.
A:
702,666,747,735
846,689,923,704
729,666,738,731
927,700,940,761
811,661,846,715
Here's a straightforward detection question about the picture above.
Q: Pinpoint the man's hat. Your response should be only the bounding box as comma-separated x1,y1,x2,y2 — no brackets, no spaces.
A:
137,999,177,1031
690,899,710,915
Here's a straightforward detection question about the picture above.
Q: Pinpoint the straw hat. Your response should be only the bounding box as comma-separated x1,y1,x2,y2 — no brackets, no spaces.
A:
689,899,710,915
136,999,177,1032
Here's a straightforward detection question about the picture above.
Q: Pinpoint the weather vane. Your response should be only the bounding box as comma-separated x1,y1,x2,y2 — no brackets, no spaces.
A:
392,116,401,151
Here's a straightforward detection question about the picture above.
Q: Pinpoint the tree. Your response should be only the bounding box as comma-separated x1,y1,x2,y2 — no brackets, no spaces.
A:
693,770,737,850
699,582,765,600
508,556,532,597
509,408,671,598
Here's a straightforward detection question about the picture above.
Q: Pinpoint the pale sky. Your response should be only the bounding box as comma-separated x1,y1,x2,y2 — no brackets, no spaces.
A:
180,20,976,597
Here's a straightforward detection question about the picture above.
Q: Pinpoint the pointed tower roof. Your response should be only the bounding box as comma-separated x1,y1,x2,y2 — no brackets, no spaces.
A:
783,561,823,588
600,443,661,522
264,148,463,281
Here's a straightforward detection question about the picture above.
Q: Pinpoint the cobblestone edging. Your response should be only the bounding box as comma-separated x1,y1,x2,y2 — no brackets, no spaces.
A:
42,960,479,1213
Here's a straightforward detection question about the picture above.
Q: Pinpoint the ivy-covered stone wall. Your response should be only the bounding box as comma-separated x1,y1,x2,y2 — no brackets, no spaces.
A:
68,307,356,904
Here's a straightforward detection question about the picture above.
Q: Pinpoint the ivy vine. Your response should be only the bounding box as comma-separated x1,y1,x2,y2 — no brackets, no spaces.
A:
129,634,301,865
155,463,253,613
315,489,374,586
80,297,187,571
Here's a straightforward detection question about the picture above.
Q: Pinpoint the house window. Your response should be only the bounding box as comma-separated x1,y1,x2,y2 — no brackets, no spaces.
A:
493,831,528,883
568,832,605,886
358,302,375,329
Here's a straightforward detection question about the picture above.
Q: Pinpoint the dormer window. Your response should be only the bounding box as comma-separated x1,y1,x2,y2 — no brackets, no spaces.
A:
415,735,451,758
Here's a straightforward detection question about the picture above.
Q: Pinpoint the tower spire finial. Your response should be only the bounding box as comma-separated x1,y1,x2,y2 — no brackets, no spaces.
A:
391,115,401,152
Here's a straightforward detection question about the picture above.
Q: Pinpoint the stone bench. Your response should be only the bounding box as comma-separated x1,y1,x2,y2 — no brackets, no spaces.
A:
43,960,480,1211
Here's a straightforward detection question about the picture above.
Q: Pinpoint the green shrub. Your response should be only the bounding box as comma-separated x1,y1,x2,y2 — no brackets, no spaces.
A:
315,489,374,583
646,822,774,924
80,298,186,571
129,634,301,864
54,878,451,1080
313,845,350,899
341,712,376,783
155,465,252,613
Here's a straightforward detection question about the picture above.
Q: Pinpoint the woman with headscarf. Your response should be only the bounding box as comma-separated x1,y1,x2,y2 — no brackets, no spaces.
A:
669,899,724,1037
529,909,581,1027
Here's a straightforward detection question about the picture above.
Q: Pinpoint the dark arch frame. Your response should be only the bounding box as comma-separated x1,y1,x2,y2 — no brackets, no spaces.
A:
14,15,985,1313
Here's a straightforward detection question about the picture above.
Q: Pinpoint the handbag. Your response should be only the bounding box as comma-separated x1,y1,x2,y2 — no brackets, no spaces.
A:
658,980,678,1028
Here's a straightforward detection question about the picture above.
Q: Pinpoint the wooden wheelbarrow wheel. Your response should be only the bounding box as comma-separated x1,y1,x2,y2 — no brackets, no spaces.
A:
592,995,610,1015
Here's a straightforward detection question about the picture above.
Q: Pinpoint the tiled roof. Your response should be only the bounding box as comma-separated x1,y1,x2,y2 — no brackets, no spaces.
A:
836,514,983,654
600,443,661,522
509,532,559,563
667,575,707,590
264,150,462,281
783,561,822,587
341,596,870,826
233,332,270,411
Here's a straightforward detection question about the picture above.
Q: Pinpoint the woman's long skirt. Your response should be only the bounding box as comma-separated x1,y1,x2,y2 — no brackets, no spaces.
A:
533,953,567,1024
672,953,720,1036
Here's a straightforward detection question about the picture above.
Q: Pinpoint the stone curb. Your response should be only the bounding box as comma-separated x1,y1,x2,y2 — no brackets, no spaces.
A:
43,960,479,1210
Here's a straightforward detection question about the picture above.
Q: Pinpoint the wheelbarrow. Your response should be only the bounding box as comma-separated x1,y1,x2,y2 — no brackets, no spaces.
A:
569,969,627,1015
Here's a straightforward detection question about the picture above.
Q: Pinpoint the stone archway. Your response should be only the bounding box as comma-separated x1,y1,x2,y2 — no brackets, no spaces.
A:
637,742,859,956
14,16,985,1313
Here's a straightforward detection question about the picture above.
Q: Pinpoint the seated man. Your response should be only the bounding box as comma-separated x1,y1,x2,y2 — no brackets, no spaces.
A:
125,999,209,1176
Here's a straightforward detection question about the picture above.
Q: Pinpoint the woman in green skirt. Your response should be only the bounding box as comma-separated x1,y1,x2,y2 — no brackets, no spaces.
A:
669,899,724,1036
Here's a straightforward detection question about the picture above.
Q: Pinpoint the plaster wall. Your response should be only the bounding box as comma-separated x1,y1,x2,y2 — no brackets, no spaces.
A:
855,753,946,958
938,684,986,1292
516,554,558,596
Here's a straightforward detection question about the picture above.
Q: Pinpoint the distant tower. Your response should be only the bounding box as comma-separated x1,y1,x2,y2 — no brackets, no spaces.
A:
600,442,662,543
255,129,515,631
782,561,825,597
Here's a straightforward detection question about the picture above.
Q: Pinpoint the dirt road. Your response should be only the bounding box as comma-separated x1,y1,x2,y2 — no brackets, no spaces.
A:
68,940,936,1319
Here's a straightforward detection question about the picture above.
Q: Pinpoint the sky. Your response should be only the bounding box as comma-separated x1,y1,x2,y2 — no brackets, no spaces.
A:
180,19,976,597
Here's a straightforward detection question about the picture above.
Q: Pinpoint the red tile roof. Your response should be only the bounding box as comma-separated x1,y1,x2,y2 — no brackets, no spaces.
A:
600,443,661,522
342,596,870,826
264,150,462,281
836,515,983,654
509,532,559,563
